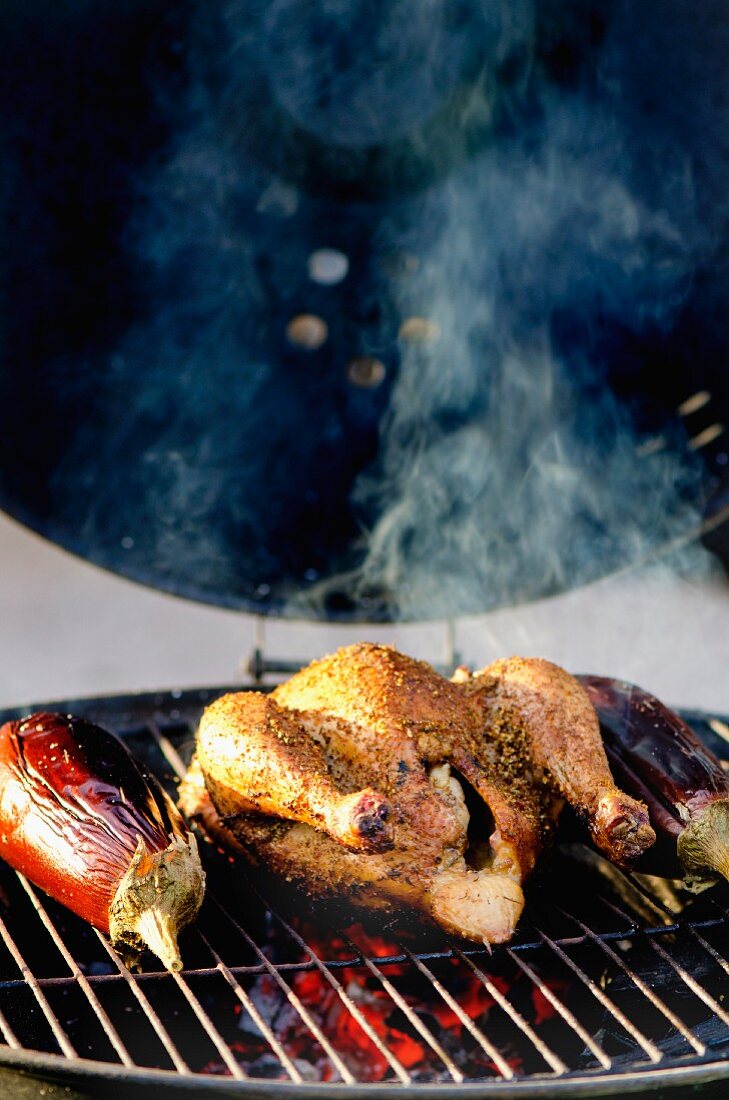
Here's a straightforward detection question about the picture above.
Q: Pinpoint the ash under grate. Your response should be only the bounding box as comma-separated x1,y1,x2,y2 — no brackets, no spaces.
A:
0,687,728,1093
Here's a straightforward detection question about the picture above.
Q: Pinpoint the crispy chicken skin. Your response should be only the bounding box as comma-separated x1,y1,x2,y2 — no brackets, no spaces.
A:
454,657,656,868
271,644,547,880
197,692,392,853
190,644,553,945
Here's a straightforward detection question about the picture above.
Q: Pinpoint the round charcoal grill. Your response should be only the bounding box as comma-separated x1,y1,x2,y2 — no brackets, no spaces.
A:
0,687,728,1099
1,1,729,1096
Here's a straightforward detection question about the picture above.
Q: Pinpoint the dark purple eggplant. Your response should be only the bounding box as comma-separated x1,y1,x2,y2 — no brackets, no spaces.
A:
579,676,729,891
0,713,205,969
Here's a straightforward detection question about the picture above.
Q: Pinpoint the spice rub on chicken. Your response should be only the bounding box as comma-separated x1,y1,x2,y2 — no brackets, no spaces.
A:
454,657,655,868
186,644,556,946
196,691,393,854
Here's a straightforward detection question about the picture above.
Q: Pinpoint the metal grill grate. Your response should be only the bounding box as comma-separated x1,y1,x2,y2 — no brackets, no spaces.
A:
1,686,729,1097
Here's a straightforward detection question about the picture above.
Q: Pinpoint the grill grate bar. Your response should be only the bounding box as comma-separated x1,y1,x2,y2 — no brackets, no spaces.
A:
91,929,191,1074
624,878,729,1024
196,929,303,1083
505,948,612,1069
608,889,729,979
535,926,663,1063
0,910,76,1059
400,946,515,1080
700,898,729,975
149,717,190,781
687,924,729,978
0,917,722,991
340,932,464,1084
254,901,413,1084
17,875,134,1067
623,873,684,919
0,1008,20,1050
169,967,247,1079
210,895,356,1084
648,937,729,1031
560,905,706,1056
454,948,568,1075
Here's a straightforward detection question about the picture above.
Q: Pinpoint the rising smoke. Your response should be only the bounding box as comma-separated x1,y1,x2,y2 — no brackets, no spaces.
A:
342,100,710,617
293,0,717,617
43,0,724,620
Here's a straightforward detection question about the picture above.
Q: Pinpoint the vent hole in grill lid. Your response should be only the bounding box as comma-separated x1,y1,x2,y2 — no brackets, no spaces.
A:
347,356,386,389
285,314,329,350
307,248,349,285
398,316,441,346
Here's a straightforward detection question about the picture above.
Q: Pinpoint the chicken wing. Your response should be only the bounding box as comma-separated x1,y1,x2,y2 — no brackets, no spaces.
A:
455,657,655,868
190,644,555,945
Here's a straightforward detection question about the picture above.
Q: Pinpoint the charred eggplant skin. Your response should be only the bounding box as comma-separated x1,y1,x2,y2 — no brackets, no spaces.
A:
0,713,204,969
579,676,729,889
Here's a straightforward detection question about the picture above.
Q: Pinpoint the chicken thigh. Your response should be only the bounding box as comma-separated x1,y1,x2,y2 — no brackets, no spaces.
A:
454,657,655,868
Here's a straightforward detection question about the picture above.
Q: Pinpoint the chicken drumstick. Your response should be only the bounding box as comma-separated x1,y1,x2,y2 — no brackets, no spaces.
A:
455,657,656,868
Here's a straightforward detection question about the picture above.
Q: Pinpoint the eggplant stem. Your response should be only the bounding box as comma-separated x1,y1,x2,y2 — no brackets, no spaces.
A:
677,799,729,893
108,834,205,972
133,907,185,973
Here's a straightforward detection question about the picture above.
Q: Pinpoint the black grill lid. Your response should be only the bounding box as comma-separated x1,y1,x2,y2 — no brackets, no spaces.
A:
1,0,728,622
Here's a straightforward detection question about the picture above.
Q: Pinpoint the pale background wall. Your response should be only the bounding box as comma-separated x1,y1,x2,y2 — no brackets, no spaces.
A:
0,511,727,713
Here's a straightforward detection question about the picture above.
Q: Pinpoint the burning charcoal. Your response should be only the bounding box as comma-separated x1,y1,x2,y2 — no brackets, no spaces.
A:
246,1053,290,1080
0,713,205,970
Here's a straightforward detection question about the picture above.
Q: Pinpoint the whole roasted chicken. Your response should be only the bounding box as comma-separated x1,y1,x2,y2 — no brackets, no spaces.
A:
181,644,654,946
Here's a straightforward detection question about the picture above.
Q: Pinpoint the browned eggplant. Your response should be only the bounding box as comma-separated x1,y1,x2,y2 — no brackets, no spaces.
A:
0,713,205,970
579,676,729,891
